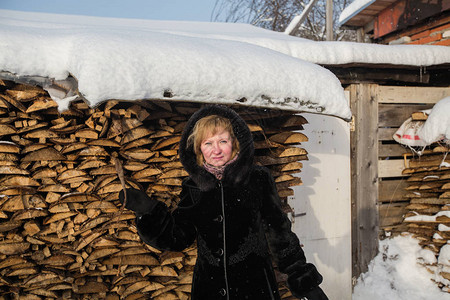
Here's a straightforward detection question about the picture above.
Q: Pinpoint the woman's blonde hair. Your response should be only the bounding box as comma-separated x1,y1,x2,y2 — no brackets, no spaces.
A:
187,115,240,166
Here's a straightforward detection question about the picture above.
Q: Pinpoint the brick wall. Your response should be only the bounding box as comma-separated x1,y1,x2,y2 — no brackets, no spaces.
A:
385,17,450,46
407,22,450,46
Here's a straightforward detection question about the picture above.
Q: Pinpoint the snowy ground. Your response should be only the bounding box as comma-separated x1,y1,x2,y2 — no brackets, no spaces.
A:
352,234,450,300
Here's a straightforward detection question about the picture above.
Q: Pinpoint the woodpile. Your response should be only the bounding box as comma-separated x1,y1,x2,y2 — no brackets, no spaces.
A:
0,79,308,299
395,112,450,293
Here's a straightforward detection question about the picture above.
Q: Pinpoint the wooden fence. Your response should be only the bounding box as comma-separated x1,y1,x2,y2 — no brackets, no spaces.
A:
348,83,450,278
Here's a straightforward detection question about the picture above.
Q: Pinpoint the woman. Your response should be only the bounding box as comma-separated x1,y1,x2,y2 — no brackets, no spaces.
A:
119,105,328,300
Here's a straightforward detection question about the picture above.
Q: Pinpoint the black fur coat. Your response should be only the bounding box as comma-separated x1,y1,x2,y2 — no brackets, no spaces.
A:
128,105,326,300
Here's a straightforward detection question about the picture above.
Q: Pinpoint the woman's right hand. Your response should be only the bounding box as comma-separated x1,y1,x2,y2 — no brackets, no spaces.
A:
118,188,158,214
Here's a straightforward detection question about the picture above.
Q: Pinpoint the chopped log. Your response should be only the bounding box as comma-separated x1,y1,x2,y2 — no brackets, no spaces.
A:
121,148,156,161
86,248,120,262
0,221,22,232
269,132,308,144
0,124,17,136
87,139,121,147
255,155,308,166
0,241,30,255
0,141,20,153
75,128,99,139
1,175,39,186
11,209,48,221
0,165,29,175
22,147,66,161
132,167,162,179
158,169,188,179
74,281,109,294
102,255,159,266
38,254,75,266
148,266,178,277
122,126,154,144
160,252,184,266
411,111,428,121
26,98,58,113
270,147,307,158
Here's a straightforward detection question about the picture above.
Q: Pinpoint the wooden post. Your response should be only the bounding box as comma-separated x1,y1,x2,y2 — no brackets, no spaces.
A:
349,84,379,280
326,0,333,41
356,28,365,43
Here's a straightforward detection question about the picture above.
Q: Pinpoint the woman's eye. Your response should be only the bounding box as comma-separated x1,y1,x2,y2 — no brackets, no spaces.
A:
220,140,228,144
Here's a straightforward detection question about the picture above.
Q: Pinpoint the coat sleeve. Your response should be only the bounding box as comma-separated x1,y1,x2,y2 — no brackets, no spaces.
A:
135,183,197,252
259,167,326,298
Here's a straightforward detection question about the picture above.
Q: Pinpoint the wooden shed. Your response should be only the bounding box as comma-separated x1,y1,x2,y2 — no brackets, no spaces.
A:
338,0,450,283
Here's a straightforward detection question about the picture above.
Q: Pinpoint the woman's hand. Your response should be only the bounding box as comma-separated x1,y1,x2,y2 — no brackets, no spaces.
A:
285,262,328,300
118,188,158,215
298,287,328,300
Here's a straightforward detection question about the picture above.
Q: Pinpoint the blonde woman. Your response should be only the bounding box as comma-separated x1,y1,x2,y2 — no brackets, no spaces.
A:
120,105,328,300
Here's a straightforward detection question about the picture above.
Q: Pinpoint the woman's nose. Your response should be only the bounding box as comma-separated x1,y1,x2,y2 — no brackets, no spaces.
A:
212,143,221,153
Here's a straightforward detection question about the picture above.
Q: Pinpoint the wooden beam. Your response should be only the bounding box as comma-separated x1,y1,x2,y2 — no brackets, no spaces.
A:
378,159,409,178
378,179,409,202
378,103,433,127
349,83,379,278
377,86,450,104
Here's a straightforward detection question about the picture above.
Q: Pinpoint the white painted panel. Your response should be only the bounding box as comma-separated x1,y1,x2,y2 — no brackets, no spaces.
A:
289,113,352,300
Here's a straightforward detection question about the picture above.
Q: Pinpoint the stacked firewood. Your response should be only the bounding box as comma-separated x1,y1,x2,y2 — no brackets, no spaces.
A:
398,112,450,293
0,79,308,299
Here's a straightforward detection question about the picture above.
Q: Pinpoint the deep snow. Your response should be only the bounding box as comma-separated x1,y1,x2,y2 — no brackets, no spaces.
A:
353,234,450,300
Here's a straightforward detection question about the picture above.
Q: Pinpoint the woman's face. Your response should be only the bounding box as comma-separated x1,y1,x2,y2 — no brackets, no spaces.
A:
200,127,233,167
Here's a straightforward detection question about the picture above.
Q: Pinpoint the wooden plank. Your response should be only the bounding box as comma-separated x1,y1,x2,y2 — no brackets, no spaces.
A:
377,86,450,104
378,159,409,178
378,143,409,157
378,127,398,141
378,179,409,202
379,202,408,227
378,103,433,127
349,83,379,278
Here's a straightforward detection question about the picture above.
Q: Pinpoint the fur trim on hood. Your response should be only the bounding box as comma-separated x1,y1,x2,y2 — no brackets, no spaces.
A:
179,105,254,191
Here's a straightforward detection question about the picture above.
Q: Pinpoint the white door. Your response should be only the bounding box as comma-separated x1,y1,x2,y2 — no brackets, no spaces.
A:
289,113,352,300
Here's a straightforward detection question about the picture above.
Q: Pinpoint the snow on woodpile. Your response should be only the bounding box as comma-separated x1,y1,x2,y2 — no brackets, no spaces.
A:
0,9,351,120
390,98,450,294
419,97,450,146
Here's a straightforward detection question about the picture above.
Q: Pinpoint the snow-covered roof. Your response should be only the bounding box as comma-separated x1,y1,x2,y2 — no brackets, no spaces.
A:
1,10,449,120
0,9,353,120
339,0,376,26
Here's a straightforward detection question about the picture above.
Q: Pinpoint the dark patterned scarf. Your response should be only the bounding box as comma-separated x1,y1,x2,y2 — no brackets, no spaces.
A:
203,154,238,180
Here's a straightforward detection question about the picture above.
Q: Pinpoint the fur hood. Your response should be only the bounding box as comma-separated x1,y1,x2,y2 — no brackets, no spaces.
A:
179,105,254,191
